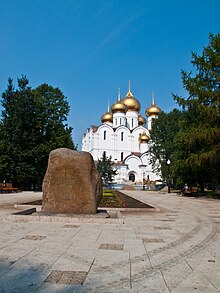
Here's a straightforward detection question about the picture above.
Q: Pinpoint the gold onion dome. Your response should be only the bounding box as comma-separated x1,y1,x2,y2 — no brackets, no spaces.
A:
122,81,141,112
101,101,113,123
138,114,146,126
111,88,127,113
139,131,150,143
145,93,161,117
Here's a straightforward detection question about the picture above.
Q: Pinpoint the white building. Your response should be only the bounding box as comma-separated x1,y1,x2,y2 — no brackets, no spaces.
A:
82,83,162,184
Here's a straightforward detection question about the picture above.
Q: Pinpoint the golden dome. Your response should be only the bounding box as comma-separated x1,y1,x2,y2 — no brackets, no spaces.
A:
122,81,141,112
101,101,113,123
145,93,161,117
111,88,128,113
138,114,146,126
139,131,150,143
101,112,113,123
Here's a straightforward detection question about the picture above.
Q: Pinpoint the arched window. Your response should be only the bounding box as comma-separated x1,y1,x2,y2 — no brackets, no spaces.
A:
131,118,134,128
104,130,106,140
120,118,122,125
121,132,124,141
121,152,124,161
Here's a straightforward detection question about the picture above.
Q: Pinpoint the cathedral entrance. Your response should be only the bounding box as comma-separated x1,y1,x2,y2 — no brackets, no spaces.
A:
129,173,135,182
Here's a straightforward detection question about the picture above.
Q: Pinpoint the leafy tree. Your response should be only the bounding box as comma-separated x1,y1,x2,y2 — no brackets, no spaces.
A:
33,84,75,184
96,152,117,186
149,109,183,185
0,76,76,189
173,33,220,191
0,76,37,188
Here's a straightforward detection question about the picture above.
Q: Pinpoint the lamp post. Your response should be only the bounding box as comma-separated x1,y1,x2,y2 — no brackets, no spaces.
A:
143,172,145,190
167,159,171,193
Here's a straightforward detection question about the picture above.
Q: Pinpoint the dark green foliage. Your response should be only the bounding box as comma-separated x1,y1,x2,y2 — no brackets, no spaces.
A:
150,109,184,184
96,152,117,186
0,76,76,189
0,76,37,187
150,33,220,191
173,33,220,190
33,84,75,184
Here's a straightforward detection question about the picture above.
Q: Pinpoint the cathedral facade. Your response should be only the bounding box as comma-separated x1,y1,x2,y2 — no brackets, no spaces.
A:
82,83,161,184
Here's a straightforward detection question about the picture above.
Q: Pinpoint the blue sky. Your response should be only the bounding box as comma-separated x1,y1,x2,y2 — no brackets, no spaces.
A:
0,0,219,147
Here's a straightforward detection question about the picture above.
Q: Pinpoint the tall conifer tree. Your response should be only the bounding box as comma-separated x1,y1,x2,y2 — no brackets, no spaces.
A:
173,33,220,190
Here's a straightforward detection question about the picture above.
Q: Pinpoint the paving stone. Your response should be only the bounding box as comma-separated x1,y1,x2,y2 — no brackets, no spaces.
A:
154,226,172,230
22,234,46,240
44,270,87,285
44,270,61,283
99,243,124,250
142,238,165,243
171,270,220,293
159,219,175,222
132,270,170,293
123,238,146,258
63,224,80,228
1,191,220,292
52,253,95,272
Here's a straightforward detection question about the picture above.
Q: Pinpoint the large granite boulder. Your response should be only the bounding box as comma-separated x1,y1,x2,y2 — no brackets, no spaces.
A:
42,148,102,214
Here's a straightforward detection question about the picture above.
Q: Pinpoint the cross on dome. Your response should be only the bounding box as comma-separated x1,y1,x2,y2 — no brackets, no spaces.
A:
122,80,140,112
145,92,161,117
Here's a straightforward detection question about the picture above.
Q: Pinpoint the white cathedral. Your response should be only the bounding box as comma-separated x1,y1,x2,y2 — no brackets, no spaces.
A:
82,82,162,184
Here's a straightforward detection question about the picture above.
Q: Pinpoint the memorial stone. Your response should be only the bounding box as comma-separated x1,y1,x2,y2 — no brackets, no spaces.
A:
42,148,102,214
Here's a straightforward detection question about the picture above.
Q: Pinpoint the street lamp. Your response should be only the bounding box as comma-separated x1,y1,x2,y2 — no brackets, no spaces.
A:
167,159,171,193
143,172,145,190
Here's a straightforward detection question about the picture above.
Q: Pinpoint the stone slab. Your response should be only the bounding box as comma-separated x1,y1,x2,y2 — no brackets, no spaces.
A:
1,190,220,292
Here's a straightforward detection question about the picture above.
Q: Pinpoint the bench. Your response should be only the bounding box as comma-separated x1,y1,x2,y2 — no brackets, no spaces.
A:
180,189,198,197
181,191,192,196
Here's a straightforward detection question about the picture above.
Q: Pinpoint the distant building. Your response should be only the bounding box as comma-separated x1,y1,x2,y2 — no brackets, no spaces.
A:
82,82,161,184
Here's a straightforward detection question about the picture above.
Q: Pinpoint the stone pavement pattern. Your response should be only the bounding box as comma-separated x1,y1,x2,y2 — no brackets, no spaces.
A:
0,191,220,292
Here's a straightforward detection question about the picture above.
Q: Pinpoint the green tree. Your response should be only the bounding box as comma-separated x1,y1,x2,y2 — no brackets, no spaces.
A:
33,83,76,185
96,152,117,186
0,76,76,189
173,33,220,191
0,76,37,188
150,109,183,185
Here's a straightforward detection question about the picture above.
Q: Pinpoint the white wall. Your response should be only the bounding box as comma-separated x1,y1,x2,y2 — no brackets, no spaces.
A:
125,156,142,182
126,111,138,130
81,108,161,183
113,112,126,128
132,126,149,152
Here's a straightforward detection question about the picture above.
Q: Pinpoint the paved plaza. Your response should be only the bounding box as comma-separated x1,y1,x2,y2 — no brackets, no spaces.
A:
0,191,220,293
